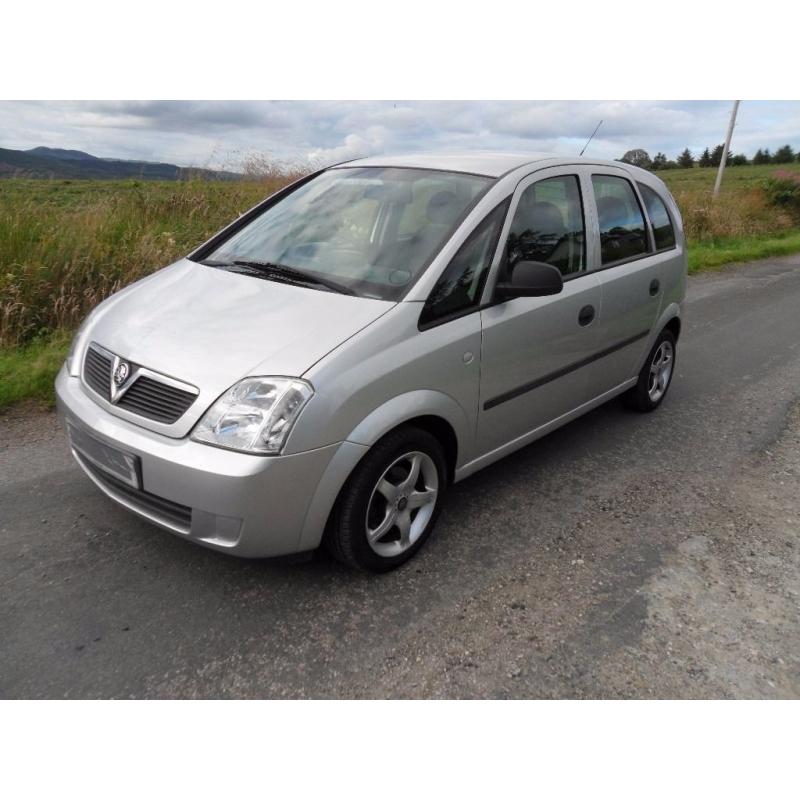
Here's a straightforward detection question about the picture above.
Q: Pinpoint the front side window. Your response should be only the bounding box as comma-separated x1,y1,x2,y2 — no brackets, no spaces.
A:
638,183,676,251
419,200,509,327
503,175,585,277
591,175,648,265
200,167,492,301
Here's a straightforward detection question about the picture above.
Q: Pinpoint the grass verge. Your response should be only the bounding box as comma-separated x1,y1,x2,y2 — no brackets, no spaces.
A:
688,230,800,272
0,334,69,409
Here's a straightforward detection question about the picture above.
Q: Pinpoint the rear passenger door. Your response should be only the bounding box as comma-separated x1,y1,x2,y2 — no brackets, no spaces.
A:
582,168,668,394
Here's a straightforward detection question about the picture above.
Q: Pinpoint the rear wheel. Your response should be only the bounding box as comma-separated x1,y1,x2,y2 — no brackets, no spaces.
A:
325,426,447,572
624,329,676,412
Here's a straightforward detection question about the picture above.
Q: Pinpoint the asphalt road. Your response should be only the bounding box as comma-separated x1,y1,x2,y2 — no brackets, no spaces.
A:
3,255,800,699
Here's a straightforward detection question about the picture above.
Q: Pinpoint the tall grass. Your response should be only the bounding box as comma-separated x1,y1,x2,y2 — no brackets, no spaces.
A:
1,164,800,349
673,185,797,242
660,166,800,273
0,175,297,347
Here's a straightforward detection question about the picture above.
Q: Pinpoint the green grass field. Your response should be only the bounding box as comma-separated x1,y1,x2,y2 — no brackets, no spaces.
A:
659,162,799,191
1,163,799,409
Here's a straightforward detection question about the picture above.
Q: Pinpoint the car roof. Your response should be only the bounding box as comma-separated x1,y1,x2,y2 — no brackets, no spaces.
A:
336,151,564,178
331,151,668,192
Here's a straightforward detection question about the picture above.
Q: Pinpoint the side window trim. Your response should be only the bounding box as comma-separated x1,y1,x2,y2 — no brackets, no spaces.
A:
479,166,597,303
545,200,595,281
588,172,653,270
629,178,656,253
418,198,511,331
578,249,656,275
501,173,587,279
636,181,678,254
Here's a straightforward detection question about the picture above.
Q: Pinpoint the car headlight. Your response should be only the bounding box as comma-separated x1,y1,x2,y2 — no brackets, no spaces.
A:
191,377,313,455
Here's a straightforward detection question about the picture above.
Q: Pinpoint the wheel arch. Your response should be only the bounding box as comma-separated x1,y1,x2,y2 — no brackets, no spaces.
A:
296,390,469,552
401,414,459,483
664,315,681,342
635,304,682,375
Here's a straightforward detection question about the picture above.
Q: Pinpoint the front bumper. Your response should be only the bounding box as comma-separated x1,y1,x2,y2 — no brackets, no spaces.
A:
55,366,362,557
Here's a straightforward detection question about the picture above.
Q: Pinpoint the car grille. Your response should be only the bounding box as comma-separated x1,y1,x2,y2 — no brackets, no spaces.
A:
82,343,197,424
84,344,113,400
78,453,192,532
116,376,197,424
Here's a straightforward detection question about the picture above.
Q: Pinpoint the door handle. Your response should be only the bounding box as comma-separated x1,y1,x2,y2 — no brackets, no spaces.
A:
578,305,595,326
649,279,660,296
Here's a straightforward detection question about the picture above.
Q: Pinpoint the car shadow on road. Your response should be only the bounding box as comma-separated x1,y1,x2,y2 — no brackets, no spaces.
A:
136,393,646,586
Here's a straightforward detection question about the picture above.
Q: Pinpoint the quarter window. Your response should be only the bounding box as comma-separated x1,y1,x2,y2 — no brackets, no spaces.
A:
591,175,648,265
638,183,676,251
503,175,585,277
419,200,509,327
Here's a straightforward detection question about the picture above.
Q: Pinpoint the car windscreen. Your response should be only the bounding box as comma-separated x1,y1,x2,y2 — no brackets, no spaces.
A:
200,166,493,300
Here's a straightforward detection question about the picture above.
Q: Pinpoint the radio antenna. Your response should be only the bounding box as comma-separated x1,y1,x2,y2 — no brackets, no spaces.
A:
579,119,603,156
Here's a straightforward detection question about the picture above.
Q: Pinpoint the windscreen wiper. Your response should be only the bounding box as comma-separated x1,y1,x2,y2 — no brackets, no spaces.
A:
231,259,356,296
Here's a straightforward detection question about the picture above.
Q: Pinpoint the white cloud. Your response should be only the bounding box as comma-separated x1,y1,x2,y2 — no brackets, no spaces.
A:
307,125,389,165
1,100,798,170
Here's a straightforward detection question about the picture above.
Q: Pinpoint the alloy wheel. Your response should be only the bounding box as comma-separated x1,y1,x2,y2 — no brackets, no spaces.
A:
648,340,674,403
364,451,439,557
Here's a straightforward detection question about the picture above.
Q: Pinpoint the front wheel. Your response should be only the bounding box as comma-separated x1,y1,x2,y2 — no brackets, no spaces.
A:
324,426,447,572
623,328,677,412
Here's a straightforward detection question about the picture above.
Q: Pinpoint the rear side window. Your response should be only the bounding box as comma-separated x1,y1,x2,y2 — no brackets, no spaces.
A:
503,175,585,277
638,183,676,251
591,175,648,265
419,200,509,327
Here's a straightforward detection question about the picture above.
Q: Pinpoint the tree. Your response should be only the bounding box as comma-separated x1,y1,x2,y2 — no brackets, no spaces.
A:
753,148,773,164
730,153,749,166
710,144,732,167
698,147,712,167
773,144,795,163
619,149,652,169
652,152,668,170
677,148,694,168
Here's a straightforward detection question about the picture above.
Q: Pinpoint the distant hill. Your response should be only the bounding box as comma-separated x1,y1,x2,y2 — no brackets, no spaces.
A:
0,146,241,180
27,147,101,162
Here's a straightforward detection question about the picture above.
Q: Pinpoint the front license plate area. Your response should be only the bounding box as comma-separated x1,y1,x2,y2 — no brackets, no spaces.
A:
68,424,141,489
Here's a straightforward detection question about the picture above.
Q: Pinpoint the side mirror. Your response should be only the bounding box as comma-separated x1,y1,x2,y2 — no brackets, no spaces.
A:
494,260,564,300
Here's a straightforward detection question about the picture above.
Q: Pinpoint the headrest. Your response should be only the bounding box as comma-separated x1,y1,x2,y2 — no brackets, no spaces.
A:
529,200,565,234
426,191,458,224
596,195,629,229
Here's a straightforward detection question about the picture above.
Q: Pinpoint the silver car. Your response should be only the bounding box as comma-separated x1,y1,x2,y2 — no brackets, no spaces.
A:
56,152,686,571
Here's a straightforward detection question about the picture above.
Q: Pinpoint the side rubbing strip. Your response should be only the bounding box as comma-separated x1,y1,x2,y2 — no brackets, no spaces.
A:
483,329,650,411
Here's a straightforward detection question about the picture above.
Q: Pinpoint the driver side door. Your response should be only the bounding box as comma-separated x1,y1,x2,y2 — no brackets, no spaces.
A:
477,169,602,458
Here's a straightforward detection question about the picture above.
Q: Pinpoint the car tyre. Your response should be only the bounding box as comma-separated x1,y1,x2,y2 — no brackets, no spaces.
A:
623,328,677,412
325,426,447,572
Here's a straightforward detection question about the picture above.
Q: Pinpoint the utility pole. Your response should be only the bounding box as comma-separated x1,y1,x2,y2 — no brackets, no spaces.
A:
713,100,740,197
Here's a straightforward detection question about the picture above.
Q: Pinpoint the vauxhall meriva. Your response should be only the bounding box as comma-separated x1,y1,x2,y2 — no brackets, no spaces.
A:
57,152,686,571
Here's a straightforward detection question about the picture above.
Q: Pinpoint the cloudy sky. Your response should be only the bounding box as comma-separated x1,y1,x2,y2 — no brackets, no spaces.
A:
1,100,798,170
